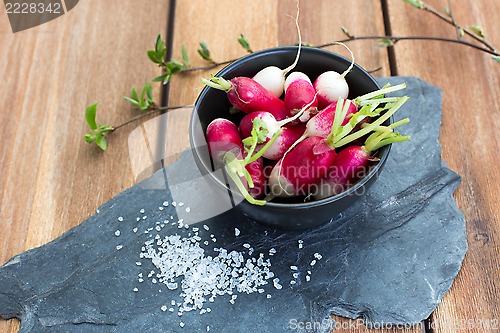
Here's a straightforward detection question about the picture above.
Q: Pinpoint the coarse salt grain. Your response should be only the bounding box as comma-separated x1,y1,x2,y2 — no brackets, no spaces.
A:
185,207,191,213
133,287,138,292
118,216,124,222
234,228,240,236
140,209,145,214
115,230,121,237
116,245,123,250
163,201,169,207
290,265,298,270
314,253,323,260
310,260,317,266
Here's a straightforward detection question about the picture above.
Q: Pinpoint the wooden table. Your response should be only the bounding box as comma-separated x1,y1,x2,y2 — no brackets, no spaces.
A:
1,0,498,332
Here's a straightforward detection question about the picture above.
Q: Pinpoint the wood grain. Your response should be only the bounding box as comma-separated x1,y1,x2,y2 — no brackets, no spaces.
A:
0,1,169,332
386,0,500,332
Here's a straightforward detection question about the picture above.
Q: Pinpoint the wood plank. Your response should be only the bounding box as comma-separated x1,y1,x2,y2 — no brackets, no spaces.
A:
386,0,500,332
0,1,169,332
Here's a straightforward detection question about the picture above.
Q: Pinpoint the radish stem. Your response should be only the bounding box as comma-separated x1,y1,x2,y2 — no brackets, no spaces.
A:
201,76,232,91
282,0,301,76
333,96,409,148
246,128,282,164
354,83,406,104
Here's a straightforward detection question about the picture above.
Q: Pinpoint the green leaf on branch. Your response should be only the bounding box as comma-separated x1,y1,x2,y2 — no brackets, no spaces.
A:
492,56,500,63
85,103,98,130
377,38,395,47
181,44,190,67
341,26,354,39
124,83,155,111
403,0,424,9
147,34,167,65
83,103,114,151
470,25,485,38
237,34,253,53
197,40,213,62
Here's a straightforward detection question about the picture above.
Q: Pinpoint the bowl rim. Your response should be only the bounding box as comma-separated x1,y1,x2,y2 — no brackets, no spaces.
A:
189,46,391,210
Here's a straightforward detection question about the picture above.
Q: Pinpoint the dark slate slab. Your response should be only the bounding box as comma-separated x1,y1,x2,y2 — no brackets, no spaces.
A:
0,77,467,333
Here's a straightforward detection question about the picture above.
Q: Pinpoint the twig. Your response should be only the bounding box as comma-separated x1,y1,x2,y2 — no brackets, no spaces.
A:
421,2,496,52
112,105,193,131
445,0,461,40
317,35,498,56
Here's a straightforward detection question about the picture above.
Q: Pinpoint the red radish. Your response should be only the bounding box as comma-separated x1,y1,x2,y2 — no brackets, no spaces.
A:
313,42,355,109
284,72,318,122
314,71,350,109
239,111,281,143
260,124,305,160
251,1,303,98
315,119,410,199
206,118,242,165
244,155,266,199
268,136,337,198
202,76,288,120
206,118,270,205
282,83,409,158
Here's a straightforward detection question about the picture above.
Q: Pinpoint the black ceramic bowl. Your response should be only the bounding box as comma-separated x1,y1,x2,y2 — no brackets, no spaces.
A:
190,46,391,230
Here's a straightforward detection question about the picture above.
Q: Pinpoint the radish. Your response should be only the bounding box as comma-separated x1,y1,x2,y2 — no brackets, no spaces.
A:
284,72,318,122
268,95,410,199
201,76,288,120
260,124,306,160
239,112,307,160
313,42,355,109
283,83,408,154
251,1,302,98
206,118,243,165
206,118,281,205
268,136,337,198
244,155,266,199
315,118,410,199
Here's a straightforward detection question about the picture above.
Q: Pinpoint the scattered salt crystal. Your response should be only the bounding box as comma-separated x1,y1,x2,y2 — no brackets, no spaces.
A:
206,308,211,313
142,216,147,220
292,272,299,279
314,253,323,260
114,230,121,237
243,243,251,249
298,243,303,249
161,305,167,312
135,262,142,266
118,216,124,222
234,228,240,236
159,207,164,211
203,224,210,231
192,227,199,232
290,265,298,270
133,227,138,233
310,260,317,266
298,240,303,244
136,217,140,222
138,278,144,283
133,287,138,292
204,241,209,246
172,201,177,207
307,270,311,275
155,226,161,231
96,209,100,214
179,202,184,207
171,300,176,306
169,308,174,312
140,209,145,214
207,326,210,332
306,275,311,282
269,248,276,255
185,207,191,213
163,201,169,207
116,245,123,250
267,294,272,299
179,322,184,327
290,280,296,285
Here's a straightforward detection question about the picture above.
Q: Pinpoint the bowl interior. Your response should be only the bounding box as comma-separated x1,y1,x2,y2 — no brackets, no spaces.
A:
190,46,389,209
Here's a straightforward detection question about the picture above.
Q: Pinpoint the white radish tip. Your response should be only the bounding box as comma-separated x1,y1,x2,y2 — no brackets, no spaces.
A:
314,71,349,103
252,66,285,98
284,72,311,92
